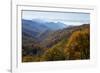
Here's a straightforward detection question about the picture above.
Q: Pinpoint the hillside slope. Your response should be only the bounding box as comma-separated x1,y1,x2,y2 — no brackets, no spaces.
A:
22,24,90,62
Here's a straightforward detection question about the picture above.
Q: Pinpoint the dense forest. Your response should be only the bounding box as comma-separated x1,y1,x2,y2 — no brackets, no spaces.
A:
22,19,90,62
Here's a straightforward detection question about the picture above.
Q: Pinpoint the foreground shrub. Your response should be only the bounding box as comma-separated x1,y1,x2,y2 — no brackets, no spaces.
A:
40,47,66,61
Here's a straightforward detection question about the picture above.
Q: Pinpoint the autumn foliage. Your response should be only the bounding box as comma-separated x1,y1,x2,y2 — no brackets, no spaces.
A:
66,28,90,60
22,24,90,62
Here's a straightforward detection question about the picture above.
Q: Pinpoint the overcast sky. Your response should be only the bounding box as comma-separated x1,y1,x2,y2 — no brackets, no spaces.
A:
22,10,90,26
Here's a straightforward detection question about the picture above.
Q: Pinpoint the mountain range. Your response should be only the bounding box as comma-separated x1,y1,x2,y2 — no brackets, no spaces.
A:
22,19,90,62
22,19,68,41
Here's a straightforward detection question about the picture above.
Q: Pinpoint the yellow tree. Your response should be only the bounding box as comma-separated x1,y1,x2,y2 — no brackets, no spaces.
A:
66,28,90,60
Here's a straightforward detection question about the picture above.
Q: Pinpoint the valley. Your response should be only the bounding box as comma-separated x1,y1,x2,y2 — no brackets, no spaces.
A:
22,19,90,62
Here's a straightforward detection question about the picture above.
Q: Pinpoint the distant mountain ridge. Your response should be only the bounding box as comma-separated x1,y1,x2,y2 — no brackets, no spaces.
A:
22,19,68,40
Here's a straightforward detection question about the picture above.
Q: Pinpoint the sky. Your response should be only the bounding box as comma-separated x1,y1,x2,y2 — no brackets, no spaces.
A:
22,10,90,26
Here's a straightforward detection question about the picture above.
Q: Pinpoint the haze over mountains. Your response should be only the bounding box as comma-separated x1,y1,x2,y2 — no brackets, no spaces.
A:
22,19,69,40
22,19,68,31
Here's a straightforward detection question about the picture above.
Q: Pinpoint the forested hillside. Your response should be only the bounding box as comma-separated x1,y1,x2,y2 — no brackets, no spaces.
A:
22,23,90,62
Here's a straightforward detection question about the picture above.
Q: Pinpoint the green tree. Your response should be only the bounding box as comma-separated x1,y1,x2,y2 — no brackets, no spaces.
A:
40,47,65,61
